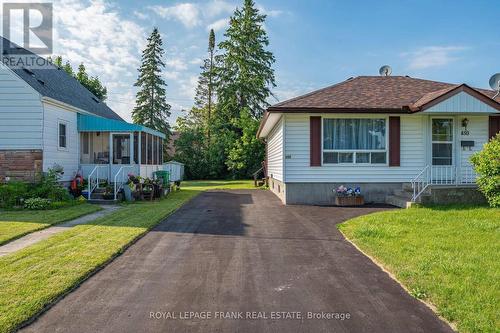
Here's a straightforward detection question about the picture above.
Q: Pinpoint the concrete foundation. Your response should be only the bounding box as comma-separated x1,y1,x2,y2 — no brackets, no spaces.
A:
0,150,43,182
422,186,487,205
285,182,401,205
268,177,286,204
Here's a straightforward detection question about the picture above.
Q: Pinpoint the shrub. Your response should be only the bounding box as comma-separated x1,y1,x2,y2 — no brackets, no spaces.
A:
0,181,31,208
24,197,51,210
470,134,500,207
33,165,71,202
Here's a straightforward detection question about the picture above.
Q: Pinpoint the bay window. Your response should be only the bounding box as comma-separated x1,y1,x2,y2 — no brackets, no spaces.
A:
323,118,387,164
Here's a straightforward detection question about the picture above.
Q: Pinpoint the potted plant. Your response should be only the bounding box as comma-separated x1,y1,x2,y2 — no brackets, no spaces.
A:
102,185,114,200
123,174,136,201
334,185,364,206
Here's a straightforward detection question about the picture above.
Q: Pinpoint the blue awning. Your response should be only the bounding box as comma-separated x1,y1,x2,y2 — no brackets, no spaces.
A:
77,114,166,139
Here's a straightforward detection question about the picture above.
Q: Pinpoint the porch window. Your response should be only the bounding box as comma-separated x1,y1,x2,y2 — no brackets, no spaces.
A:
147,134,153,164
153,136,158,165
141,132,147,164
159,138,163,163
82,132,89,154
323,118,387,164
133,132,139,164
112,134,131,164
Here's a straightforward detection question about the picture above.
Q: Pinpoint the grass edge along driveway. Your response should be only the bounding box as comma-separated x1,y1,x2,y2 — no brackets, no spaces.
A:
0,204,102,246
0,180,254,333
338,205,500,333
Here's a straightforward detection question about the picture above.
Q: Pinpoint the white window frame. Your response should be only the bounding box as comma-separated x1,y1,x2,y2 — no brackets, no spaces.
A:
321,116,389,166
430,116,454,166
58,120,68,151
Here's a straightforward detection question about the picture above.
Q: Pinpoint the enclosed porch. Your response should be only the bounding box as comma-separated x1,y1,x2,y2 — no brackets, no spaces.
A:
77,114,166,182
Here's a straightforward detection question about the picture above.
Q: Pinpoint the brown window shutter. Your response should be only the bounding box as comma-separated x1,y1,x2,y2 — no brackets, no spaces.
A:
389,116,400,167
310,116,321,166
489,116,500,139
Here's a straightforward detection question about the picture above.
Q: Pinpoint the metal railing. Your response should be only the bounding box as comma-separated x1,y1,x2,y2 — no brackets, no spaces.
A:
411,165,431,202
87,165,108,199
411,165,477,202
114,165,135,200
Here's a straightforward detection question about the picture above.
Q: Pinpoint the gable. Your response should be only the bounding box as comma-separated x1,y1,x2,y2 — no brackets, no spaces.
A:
0,63,43,150
423,91,499,114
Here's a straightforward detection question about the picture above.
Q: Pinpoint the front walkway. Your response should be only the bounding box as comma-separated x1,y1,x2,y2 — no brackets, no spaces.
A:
22,190,452,332
0,205,121,257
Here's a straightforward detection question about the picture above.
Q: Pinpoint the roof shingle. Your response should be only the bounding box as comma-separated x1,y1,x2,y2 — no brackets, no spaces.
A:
1,37,123,121
269,76,500,112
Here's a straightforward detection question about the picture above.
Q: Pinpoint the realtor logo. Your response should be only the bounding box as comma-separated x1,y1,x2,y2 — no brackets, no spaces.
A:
2,3,53,54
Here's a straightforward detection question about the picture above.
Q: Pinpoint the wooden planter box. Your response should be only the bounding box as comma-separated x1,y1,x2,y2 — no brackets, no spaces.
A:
335,196,364,206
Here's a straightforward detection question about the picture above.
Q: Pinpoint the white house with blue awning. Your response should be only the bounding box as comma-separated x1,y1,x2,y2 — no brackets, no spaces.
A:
0,36,168,197
77,114,166,183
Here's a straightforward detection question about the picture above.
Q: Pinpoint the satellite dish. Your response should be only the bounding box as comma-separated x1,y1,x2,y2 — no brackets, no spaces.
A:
490,73,500,98
379,65,392,76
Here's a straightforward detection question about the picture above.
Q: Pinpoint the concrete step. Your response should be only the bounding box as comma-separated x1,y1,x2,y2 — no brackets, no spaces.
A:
87,199,119,205
385,195,414,208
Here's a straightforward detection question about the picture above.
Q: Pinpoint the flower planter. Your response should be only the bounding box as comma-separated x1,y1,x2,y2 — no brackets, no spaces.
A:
335,196,364,206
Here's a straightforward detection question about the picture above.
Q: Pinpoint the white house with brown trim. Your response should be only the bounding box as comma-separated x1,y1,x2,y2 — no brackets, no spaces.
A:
0,37,166,200
258,76,500,207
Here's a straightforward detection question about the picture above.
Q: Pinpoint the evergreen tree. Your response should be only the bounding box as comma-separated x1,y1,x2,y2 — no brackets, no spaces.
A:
49,56,108,100
132,28,171,138
217,0,275,177
63,61,74,76
217,0,276,120
194,29,215,123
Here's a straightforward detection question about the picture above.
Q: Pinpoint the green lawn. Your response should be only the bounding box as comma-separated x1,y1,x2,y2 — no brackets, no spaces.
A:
0,180,253,333
339,205,500,333
0,204,102,246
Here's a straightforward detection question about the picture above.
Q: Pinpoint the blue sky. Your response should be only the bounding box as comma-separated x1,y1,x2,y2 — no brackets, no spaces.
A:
4,0,499,122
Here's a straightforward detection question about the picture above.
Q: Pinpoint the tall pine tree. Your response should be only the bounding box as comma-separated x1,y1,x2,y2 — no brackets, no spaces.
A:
217,0,275,177
190,29,218,142
217,0,276,120
133,28,171,138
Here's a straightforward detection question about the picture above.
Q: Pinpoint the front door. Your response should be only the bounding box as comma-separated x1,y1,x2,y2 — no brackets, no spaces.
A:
431,117,455,183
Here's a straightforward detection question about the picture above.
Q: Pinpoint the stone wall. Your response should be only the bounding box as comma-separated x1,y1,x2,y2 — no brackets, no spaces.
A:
0,150,43,182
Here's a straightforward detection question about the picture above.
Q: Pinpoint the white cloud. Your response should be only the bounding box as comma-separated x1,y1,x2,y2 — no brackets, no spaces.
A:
133,10,148,20
179,75,199,99
189,58,203,65
164,71,180,80
207,18,229,32
150,3,201,28
256,4,283,18
49,0,146,121
205,0,236,17
403,46,467,70
166,58,188,71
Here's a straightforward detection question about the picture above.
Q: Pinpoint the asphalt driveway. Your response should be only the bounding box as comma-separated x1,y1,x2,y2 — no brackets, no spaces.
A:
22,190,453,333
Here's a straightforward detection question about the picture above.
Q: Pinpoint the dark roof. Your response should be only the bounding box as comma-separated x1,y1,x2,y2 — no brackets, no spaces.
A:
269,76,500,112
1,37,123,121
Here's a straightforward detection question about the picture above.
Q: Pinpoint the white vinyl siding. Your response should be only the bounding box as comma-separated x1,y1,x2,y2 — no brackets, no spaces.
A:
0,64,43,149
458,116,488,179
266,116,283,181
284,114,426,183
42,102,79,181
424,91,499,114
